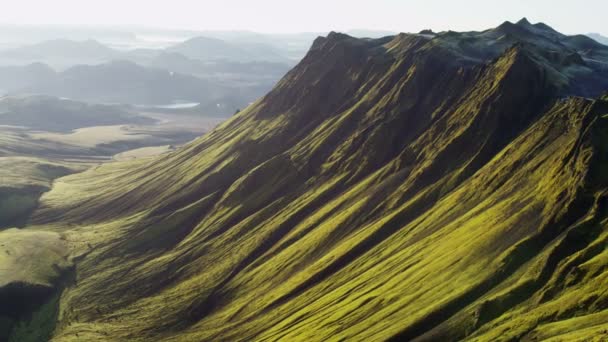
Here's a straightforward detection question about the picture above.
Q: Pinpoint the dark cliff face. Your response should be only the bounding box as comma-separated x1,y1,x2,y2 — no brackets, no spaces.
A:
28,20,608,341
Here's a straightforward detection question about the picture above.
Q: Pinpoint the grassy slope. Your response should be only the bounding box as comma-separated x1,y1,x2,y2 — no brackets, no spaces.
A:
7,293,62,342
0,127,90,158
0,228,71,288
28,33,608,341
112,145,173,161
0,157,83,228
0,229,72,341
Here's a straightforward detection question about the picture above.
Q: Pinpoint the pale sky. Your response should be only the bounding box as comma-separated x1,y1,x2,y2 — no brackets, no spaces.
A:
1,0,606,35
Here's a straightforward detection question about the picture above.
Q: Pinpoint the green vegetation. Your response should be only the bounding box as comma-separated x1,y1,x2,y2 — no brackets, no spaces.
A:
0,157,82,228
0,228,71,288
8,19,608,341
0,229,71,340
8,293,60,342
112,145,174,161
0,316,14,341
0,191,40,227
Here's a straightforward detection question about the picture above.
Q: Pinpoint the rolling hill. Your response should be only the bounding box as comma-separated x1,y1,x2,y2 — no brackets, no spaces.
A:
0,157,82,229
25,60,227,105
0,63,56,92
4,19,608,341
0,95,151,132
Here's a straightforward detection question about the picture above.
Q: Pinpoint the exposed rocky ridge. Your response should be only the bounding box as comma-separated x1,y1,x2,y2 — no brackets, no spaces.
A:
25,20,608,341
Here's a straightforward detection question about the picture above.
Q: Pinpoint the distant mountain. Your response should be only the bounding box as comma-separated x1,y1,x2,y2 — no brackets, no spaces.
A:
0,35,298,71
588,33,608,45
148,51,291,83
0,37,294,111
0,63,56,92
28,60,228,105
0,39,117,59
0,39,120,69
166,36,291,63
0,29,410,66
0,60,213,103
0,25,136,48
0,95,152,132
0,60,271,113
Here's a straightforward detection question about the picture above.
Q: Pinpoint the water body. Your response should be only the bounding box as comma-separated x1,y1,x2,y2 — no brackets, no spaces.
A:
153,102,200,109
142,102,200,109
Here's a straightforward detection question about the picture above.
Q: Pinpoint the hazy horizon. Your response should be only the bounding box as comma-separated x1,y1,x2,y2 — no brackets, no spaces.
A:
1,0,606,36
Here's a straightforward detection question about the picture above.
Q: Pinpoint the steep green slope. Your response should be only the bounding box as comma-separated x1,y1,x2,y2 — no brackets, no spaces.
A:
0,228,73,342
24,21,608,341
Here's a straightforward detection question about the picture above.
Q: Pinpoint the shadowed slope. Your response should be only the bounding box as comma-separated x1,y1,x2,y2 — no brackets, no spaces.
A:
0,157,82,228
27,23,608,341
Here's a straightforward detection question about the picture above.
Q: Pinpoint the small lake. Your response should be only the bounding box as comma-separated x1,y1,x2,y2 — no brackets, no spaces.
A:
147,102,200,109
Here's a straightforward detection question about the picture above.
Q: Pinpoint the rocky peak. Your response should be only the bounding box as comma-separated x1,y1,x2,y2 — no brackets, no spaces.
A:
516,17,532,26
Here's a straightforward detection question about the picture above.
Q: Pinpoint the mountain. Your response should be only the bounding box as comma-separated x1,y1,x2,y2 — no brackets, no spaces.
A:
0,63,56,92
148,51,291,83
0,39,117,60
0,60,266,110
0,39,120,69
0,60,271,113
0,95,152,132
0,38,294,108
3,19,608,341
433,17,608,97
0,41,291,112
166,36,291,63
588,33,608,46
0,25,137,48
26,60,226,105
0,36,300,67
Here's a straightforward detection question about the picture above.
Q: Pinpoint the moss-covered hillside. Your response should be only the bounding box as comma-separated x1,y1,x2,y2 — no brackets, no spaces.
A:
0,157,82,228
22,19,608,341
